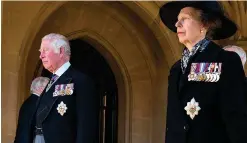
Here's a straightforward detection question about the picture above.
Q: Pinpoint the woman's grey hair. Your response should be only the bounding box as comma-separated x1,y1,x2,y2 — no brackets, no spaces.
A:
30,77,50,95
42,33,71,57
223,45,246,67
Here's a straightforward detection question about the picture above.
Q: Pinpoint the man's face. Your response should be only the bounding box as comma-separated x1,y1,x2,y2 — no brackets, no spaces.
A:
35,81,48,95
39,40,61,73
31,77,49,96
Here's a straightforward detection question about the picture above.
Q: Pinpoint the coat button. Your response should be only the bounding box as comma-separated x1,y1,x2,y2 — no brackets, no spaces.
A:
184,125,189,131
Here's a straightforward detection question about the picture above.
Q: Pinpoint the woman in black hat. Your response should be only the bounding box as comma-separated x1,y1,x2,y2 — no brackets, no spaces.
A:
160,1,247,143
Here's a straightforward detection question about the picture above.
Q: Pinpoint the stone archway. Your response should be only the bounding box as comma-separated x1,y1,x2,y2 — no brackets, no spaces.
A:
17,1,171,143
1,1,244,143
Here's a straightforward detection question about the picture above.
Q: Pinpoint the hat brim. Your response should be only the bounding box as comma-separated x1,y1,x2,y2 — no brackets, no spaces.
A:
159,1,237,40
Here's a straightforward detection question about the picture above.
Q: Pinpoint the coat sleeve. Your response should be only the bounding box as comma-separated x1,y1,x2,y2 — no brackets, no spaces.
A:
218,51,247,143
75,75,98,143
14,101,26,143
14,94,38,143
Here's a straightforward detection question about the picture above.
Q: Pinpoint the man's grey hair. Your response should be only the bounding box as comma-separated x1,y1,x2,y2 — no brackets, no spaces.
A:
30,77,50,95
224,45,246,67
42,33,71,57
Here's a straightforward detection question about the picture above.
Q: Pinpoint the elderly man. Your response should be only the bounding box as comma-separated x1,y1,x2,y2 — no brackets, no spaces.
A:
32,33,98,143
14,77,49,143
224,45,246,68
224,45,247,84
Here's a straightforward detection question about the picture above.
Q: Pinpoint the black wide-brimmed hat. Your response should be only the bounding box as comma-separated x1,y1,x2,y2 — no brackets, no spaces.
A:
159,1,237,40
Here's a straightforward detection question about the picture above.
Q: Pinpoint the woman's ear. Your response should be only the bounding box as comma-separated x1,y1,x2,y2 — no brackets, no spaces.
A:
200,24,209,34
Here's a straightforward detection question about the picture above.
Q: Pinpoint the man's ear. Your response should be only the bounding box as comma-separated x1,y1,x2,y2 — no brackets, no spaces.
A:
60,47,65,57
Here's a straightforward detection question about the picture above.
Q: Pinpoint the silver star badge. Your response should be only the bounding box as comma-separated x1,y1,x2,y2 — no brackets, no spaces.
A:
184,98,201,120
57,101,68,116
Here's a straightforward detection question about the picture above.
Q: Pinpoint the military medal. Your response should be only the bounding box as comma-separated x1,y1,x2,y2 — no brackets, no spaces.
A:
188,63,197,81
53,84,60,97
57,101,68,116
197,73,204,81
65,89,71,95
215,73,220,82
188,73,196,81
60,90,65,96
65,83,74,95
53,83,74,97
198,63,206,81
184,98,201,120
206,73,211,82
188,62,222,82
202,73,207,81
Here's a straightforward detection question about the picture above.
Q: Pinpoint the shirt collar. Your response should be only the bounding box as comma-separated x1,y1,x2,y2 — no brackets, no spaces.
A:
192,38,210,53
184,38,210,56
54,61,71,76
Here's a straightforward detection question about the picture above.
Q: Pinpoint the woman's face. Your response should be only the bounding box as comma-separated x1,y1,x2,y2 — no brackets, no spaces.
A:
175,7,206,45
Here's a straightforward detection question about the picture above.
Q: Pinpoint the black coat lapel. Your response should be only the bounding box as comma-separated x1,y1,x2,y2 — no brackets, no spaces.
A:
178,53,198,93
168,60,182,98
41,67,73,123
168,60,188,124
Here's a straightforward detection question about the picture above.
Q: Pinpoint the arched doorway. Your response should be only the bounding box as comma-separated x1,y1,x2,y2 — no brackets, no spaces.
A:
40,39,118,143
